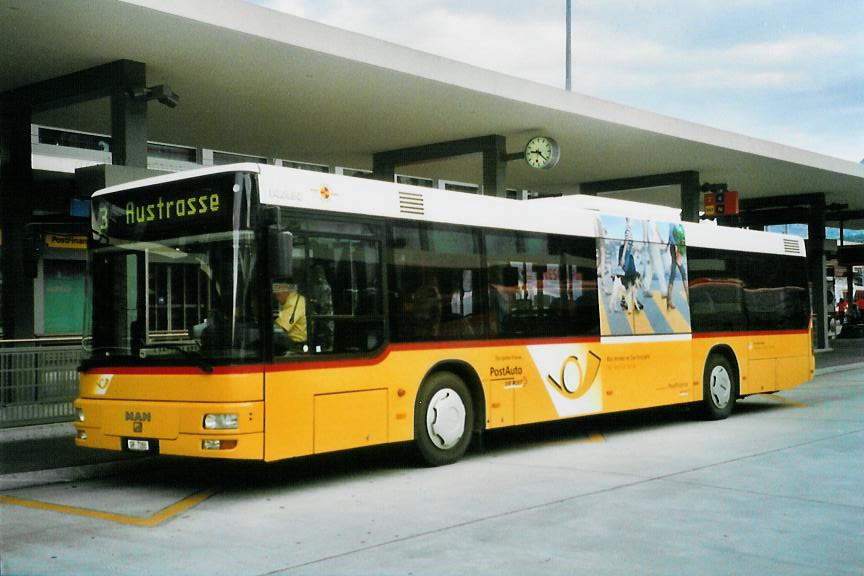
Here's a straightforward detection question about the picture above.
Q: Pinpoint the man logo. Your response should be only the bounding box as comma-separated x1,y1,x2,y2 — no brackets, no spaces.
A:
126,411,150,433
125,411,151,422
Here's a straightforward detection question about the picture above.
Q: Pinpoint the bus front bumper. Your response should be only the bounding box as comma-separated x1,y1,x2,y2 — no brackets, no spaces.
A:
74,399,264,460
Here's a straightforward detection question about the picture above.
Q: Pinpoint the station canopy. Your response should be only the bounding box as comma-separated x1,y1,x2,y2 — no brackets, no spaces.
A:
2,0,863,226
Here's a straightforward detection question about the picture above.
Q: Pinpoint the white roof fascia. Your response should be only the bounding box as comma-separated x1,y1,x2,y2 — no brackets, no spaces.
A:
124,0,864,180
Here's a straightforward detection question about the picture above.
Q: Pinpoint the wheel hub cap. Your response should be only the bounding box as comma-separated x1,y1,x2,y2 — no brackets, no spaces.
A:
709,366,731,408
426,388,466,449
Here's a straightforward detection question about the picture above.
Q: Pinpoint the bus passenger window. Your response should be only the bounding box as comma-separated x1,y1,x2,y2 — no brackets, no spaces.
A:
308,265,334,352
389,223,483,342
269,215,384,358
561,236,599,337
310,236,383,353
273,280,307,354
485,231,566,338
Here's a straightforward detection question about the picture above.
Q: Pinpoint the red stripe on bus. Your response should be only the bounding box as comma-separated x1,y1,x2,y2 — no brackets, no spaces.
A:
266,337,600,372
84,331,809,376
83,336,600,375
84,364,263,376
693,330,808,339
391,336,599,351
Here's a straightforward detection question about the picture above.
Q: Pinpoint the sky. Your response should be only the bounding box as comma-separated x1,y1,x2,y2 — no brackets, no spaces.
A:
249,0,863,163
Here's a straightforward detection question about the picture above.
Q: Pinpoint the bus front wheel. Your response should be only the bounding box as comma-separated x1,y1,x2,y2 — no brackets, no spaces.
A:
414,371,474,466
701,353,737,420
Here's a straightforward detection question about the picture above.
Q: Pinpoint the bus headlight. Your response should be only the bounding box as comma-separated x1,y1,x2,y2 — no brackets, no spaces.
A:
203,413,238,430
76,407,85,422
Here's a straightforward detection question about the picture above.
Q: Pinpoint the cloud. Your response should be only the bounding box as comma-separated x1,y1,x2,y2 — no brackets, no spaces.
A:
724,35,844,63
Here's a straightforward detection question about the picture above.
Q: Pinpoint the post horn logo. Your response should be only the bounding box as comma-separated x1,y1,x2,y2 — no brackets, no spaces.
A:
95,374,113,396
546,351,602,401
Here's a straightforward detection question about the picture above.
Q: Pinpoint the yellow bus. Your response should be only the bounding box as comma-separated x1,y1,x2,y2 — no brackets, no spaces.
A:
75,164,814,465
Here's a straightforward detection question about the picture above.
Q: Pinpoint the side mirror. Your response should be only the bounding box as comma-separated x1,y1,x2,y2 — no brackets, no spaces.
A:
268,228,294,279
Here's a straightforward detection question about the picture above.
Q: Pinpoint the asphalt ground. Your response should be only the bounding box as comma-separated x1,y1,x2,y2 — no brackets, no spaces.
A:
0,342,862,575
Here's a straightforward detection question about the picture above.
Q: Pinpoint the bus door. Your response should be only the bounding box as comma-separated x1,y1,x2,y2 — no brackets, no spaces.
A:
264,215,386,460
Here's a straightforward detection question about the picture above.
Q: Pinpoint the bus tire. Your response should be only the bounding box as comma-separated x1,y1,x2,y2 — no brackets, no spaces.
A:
701,353,737,420
414,371,474,466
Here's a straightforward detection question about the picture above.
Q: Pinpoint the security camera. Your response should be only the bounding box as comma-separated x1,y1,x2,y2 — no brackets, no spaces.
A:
149,85,179,108
128,84,179,108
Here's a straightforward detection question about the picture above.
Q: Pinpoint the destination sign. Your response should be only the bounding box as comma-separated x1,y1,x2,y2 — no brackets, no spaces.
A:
92,173,241,241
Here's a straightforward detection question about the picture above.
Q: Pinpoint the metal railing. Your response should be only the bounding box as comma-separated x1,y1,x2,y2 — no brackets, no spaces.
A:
0,339,84,428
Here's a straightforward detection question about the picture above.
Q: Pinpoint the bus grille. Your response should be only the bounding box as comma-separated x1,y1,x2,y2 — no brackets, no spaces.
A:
399,191,425,215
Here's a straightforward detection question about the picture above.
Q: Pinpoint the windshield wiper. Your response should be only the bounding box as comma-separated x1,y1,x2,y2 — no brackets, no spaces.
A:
91,229,112,246
140,344,214,373
78,347,127,372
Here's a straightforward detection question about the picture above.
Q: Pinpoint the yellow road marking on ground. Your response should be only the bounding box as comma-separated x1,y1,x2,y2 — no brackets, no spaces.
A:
0,487,218,527
547,431,607,446
759,394,808,408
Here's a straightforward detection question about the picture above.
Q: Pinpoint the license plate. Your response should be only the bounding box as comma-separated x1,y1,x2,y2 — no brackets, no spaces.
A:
127,439,150,451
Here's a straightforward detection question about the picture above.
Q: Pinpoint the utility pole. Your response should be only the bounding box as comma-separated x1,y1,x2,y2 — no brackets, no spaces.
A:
565,0,572,90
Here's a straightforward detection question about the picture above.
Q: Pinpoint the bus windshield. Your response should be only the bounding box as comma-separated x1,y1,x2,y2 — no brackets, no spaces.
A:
85,171,261,367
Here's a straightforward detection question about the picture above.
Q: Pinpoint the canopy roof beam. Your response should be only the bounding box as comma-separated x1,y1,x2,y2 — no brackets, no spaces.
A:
373,135,507,197
580,171,701,223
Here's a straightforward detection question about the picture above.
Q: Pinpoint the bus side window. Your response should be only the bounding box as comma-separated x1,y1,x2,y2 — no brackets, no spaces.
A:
485,231,569,338
306,232,384,354
561,236,600,337
390,223,483,342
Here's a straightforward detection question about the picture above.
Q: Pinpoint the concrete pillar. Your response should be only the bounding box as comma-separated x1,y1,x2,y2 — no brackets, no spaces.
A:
372,160,395,183
680,171,701,223
110,60,148,168
482,135,506,197
0,93,35,339
839,222,854,303
808,198,828,349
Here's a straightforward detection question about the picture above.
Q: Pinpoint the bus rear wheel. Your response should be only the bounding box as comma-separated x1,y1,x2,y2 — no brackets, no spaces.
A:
414,371,474,466
701,353,737,420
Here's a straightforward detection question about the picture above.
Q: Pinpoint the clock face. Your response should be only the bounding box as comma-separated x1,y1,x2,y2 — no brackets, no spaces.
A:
524,136,560,170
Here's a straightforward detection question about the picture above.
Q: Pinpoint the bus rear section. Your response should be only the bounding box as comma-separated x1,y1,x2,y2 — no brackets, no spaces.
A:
687,230,814,413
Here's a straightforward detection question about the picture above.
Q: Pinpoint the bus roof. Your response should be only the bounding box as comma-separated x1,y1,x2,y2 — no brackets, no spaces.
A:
532,195,682,221
91,163,264,197
93,163,806,258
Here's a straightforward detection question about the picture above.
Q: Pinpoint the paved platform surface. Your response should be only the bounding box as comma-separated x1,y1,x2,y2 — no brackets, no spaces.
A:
1,362,862,575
